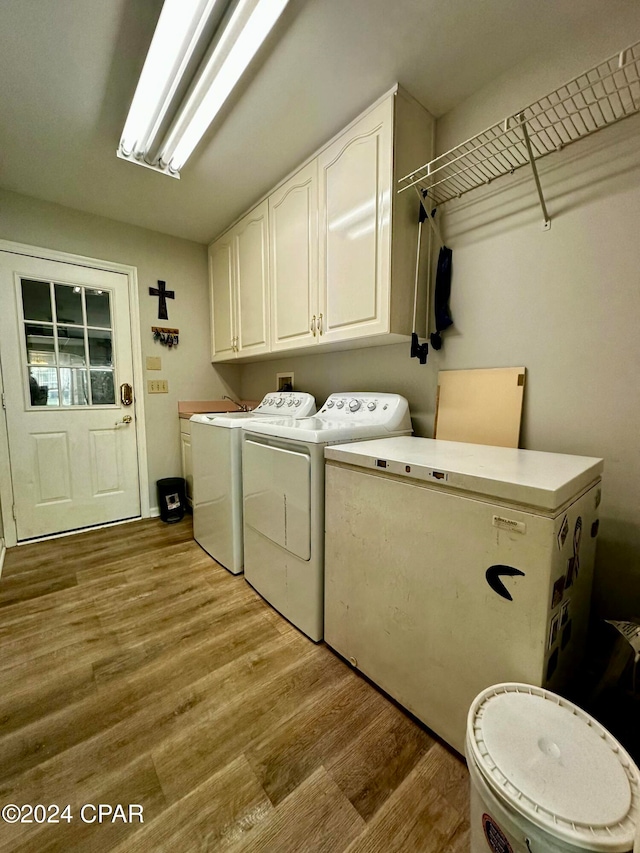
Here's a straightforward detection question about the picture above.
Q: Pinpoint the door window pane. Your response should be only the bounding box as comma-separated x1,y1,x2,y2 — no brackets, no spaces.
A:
90,370,115,405
54,284,83,325
88,329,112,366
21,279,52,322
29,367,58,407
58,326,86,366
60,368,89,406
25,324,56,364
86,289,111,328
21,280,118,408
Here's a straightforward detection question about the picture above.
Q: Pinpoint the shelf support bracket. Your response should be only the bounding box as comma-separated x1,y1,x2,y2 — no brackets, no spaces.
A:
518,115,551,231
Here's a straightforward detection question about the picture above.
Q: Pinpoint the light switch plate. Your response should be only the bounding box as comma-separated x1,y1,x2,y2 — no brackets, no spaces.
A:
148,379,168,393
146,356,161,370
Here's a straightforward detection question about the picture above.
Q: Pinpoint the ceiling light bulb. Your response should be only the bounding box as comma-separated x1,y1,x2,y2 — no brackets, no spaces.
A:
161,0,290,173
118,0,225,165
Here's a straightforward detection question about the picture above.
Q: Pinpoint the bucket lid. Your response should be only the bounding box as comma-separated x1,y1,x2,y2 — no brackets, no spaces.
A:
467,683,640,851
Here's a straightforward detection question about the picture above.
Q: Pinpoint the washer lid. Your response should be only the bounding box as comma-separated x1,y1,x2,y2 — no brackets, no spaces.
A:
468,684,640,850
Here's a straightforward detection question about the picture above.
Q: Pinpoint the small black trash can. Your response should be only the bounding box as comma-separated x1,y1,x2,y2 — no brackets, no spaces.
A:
157,477,186,523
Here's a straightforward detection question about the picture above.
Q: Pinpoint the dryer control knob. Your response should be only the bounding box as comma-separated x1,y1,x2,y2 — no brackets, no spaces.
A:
275,397,285,407
326,400,334,408
287,399,294,406
294,399,300,406
349,399,361,412
336,400,345,409
367,402,376,411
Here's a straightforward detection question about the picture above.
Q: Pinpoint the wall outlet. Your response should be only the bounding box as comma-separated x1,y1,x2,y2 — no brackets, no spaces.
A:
148,379,168,393
276,372,294,391
146,356,161,370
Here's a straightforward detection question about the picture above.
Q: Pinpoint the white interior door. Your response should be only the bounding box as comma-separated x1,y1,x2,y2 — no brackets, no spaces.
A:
0,251,141,541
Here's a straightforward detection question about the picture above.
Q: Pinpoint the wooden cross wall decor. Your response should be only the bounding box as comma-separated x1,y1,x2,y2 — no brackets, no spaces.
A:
149,280,175,320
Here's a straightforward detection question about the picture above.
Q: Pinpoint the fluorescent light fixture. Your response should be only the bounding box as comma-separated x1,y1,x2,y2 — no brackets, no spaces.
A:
117,0,290,178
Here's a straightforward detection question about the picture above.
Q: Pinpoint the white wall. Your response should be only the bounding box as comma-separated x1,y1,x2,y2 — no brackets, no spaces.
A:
242,28,640,620
239,343,438,437
434,29,640,622
0,188,241,513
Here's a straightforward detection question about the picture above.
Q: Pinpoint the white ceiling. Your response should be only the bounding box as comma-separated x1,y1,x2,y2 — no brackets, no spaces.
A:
0,0,637,244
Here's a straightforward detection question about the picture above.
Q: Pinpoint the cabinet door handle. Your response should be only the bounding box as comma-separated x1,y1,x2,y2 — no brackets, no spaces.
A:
318,313,323,335
311,315,316,336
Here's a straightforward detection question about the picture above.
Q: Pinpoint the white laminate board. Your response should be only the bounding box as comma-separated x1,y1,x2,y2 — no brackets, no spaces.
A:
435,367,526,448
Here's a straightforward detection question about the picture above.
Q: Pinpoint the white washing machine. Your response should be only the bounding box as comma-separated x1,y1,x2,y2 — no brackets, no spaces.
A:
241,393,412,641
323,435,604,753
190,391,316,573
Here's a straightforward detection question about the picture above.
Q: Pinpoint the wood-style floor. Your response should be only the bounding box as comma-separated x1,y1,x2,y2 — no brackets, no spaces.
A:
0,517,469,852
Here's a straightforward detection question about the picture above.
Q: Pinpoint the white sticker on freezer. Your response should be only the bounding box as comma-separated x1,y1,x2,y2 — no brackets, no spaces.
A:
492,515,526,534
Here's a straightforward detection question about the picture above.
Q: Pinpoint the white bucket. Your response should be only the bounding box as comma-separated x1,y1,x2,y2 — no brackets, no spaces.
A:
466,683,640,853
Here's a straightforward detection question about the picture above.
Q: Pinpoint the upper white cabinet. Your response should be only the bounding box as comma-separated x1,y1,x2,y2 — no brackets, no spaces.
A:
269,161,318,352
318,97,393,344
210,200,270,361
209,233,235,360
209,86,433,362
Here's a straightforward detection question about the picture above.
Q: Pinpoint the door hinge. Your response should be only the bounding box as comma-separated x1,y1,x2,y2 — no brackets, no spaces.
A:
1,392,5,409
12,504,17,521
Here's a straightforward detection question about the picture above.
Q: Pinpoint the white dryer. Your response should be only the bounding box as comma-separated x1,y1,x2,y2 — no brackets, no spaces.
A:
241,393,412,640
190,391,316,573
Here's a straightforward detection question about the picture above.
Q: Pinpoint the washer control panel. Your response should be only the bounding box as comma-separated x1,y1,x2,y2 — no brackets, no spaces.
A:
317,393,409,428
253,392,316,416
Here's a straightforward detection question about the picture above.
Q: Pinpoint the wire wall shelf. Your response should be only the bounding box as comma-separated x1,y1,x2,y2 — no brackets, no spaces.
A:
398,40,640,229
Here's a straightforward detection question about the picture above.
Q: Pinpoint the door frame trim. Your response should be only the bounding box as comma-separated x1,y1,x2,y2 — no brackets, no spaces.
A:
0,239,149,547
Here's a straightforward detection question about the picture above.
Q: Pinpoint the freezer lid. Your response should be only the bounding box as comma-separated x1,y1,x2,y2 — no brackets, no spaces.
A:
325,436,603,511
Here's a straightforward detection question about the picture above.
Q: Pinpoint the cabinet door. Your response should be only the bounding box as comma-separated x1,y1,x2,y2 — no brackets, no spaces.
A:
235,200,270,357
269,161,319,351
318,97,393,343
209,234,236,361
180,428,193,506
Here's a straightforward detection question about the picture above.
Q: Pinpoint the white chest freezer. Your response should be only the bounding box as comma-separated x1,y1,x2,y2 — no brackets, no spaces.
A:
324,436,603,754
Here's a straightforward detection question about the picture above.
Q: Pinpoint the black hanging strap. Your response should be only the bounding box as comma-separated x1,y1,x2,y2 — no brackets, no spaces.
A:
430,245,453,351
